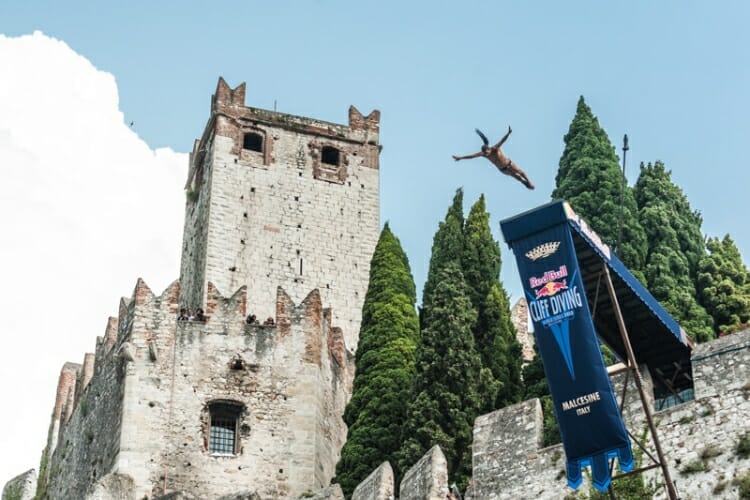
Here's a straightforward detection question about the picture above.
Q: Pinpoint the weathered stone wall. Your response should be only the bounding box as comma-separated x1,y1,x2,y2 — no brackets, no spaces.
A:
351,462,393,500
114,279,351,499
340,330,750,500
179,78,380,350
41,279,179,499
35,274,354,499
467,329,750,499
2,469,36,500
399,446,448,500
179,132,213,315
510,298,534,363
692,328,750,399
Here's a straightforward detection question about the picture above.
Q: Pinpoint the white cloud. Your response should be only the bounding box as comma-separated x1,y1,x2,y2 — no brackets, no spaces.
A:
0,32,187,485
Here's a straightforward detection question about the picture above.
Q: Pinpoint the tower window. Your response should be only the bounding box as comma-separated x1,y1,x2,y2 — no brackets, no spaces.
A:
321,146,340,166
208,402,244,455
242,132,264,153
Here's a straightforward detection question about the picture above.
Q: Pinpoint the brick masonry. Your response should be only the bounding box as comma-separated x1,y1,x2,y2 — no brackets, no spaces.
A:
179,78,380,351
36,279,355,499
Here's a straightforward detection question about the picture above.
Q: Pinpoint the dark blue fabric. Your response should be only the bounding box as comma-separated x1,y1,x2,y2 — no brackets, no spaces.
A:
508,221,633,491
565,208,687,346
501,200,689,349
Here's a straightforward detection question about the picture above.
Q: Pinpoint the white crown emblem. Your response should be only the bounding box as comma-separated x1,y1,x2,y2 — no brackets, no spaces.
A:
525,241,561,261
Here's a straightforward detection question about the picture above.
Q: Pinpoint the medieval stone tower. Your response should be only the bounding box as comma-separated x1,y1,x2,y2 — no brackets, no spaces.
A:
21,78,381,500
180,77,381,349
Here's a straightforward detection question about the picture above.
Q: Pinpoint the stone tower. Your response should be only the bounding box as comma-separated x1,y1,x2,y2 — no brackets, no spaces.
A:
23,78,381,500
180,78,381,348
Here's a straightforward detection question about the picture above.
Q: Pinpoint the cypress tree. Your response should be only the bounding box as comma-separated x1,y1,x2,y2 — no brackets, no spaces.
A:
462,195,523,409
553,97,647,281
397,265,482,488
697,235,750,336
421,188,465,317
336,223,419,496
633,161,706,281
633,161,714,342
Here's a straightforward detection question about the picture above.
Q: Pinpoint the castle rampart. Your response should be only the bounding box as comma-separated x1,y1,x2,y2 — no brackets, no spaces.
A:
339,329,750,500
35,278,353,499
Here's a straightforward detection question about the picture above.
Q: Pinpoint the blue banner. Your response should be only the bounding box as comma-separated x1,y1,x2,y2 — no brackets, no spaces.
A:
509,221,633,491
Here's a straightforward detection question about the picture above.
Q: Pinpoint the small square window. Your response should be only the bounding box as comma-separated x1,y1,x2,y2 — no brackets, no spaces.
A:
208,402,244,455
243,132,264,153
321,146,340,166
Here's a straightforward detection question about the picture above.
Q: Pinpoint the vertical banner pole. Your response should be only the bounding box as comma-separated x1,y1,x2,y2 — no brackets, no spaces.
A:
601,263,678,500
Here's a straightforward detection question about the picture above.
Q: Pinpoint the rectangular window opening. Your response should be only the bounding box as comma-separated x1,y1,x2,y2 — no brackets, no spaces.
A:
209,416,237,454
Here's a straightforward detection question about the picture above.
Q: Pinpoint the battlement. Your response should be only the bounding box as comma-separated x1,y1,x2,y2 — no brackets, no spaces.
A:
39,277,355,500
342,329,750,500
180,78,380,350
210,77,380,138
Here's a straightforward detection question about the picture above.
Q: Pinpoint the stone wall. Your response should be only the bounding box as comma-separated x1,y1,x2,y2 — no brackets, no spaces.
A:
337,330,750,500
41,289,135,500
2,469,36,500
179,78,380,350
351,462,393,500
35,276,354,499
467,328,750,499
510,298,534,363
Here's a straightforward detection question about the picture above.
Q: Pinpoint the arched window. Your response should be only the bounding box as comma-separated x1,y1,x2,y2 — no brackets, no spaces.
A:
321,146,340,166
208,401,244,455
242,132,264,153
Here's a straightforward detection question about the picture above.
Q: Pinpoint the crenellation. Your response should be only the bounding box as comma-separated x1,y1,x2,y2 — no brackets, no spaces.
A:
104,316,118,353
691,329,750,399
35,274,354,499
75,353,95,404
399,445,449,500
179,77,379,350
351,462,393,500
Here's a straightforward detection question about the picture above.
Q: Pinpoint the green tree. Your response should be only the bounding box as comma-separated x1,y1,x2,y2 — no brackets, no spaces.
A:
397,265,482,489
462,195,523,409
336,223,419,497
421,188,465,319
553,97,647,281
633,161,714,342
697,235,750,336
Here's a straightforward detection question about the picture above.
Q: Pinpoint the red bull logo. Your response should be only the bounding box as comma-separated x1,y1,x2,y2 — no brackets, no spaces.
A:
529,265,568,288
535,279,568,299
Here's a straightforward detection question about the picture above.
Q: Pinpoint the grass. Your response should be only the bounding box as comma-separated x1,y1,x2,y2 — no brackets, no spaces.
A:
680,459,707,475
736,432,750,459
733,472,750,499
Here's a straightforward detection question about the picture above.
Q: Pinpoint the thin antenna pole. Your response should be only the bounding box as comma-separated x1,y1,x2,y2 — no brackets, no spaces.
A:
616,134,629,252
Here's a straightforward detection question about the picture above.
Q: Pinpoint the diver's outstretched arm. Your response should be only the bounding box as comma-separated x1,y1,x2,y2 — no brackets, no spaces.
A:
453,151,483,161
494,126,512,148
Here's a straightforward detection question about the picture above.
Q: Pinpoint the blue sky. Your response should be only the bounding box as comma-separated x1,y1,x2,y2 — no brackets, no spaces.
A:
5,1,749,299
1,0,749,485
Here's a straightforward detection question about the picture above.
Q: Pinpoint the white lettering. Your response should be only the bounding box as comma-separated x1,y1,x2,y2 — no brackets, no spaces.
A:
561,391,601,412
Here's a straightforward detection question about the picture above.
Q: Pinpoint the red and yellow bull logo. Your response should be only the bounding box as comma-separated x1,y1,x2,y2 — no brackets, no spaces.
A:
535,279,568,299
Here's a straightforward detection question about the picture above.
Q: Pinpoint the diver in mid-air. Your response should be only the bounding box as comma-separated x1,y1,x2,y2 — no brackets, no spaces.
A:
452,126,535,190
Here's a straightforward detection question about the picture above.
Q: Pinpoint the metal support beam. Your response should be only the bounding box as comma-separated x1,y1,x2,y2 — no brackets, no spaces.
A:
601,262,679,500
